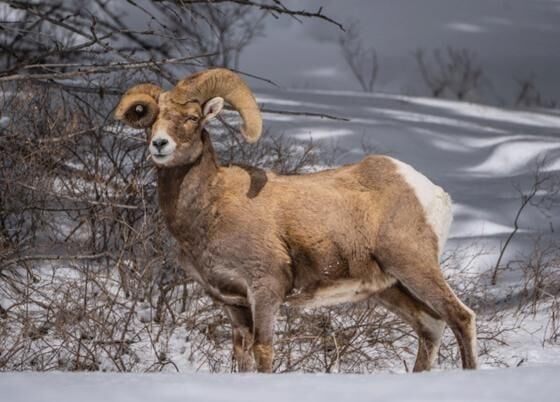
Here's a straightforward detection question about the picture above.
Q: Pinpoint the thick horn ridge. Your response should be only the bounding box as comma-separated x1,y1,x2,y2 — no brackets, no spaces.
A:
173,69,262,143
115,83,162,129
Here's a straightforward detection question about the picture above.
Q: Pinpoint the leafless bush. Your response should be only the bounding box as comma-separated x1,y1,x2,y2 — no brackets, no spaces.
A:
546,297,560,344
152,2,267,69
338,22,379,92
491,158,560,285
415,47,483,100
0,0,341,90
0,78,168,370
502,236,560,347
518,239,560,314
514,74,558,109
213,115,322,174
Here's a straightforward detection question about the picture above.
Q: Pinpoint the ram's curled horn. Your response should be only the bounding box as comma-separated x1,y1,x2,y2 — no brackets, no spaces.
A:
172,68,262,143
115,83,163,129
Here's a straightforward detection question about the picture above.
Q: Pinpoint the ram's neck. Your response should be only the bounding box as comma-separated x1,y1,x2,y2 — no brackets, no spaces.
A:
156,130,221,243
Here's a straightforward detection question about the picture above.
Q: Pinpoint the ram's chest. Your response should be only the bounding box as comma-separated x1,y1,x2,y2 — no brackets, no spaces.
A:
177,246,205,284
178,243,248,298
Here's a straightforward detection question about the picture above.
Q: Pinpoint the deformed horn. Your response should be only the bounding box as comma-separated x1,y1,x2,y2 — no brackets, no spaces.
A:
115,83,163,129
171,68,262,143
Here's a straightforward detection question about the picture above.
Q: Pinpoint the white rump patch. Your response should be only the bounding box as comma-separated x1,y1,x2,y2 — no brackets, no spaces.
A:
390,158,453,256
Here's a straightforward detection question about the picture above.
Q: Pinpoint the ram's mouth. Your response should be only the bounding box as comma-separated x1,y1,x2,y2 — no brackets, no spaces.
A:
151,152,172,162
153,153,170,158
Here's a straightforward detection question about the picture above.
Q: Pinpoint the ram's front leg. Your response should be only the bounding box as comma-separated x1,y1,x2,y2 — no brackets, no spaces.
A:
225,305,254,372
250,288,281,373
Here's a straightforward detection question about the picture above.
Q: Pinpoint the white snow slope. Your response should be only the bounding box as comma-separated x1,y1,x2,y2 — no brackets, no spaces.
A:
2,366,560,402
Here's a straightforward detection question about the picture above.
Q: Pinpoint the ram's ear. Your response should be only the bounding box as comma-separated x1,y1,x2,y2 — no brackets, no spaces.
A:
202,97,224,122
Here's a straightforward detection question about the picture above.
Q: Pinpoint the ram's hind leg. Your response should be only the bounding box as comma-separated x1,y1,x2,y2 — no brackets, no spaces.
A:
377,247,478,369
225,306,254,372
375,284,445,372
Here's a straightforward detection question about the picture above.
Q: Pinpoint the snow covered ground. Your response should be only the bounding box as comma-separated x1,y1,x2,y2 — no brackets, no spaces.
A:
3,366,560,402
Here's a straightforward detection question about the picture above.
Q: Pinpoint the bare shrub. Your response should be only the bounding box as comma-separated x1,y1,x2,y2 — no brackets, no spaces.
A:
213,114,322,174
512,237,560,346
0,79,166,370
338,22,379,92
0,0,341,90
152,2,268,69
491,158,560,285
514,74,558,109
415,47,483,100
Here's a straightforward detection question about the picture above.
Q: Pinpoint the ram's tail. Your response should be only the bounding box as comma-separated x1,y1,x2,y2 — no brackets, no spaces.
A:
431,187,453,258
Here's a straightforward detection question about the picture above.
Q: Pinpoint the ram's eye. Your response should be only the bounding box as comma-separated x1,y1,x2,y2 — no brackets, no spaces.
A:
134,104,146,118
184,115,198,123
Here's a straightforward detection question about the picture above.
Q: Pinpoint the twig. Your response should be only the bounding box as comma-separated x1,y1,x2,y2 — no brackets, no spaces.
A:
153,0,344,31
229,67,279,87
260,107,350,122
2,253,109,268
5,181,142,210
0,55,214,82
491,158,554,285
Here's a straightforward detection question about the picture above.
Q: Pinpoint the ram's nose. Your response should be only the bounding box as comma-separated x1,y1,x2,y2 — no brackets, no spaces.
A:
152,138,169,151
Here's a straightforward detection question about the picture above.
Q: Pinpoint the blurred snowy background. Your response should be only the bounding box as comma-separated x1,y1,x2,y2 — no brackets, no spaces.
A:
241,0,560,102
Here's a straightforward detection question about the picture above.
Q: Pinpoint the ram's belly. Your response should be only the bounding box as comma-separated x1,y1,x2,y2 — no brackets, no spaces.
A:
286,275,397,308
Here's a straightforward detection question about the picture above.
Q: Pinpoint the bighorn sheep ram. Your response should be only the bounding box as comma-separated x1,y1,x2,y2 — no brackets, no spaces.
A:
115,68,478,372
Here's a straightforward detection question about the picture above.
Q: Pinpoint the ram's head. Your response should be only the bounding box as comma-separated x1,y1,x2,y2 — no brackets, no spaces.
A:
115,68,262,167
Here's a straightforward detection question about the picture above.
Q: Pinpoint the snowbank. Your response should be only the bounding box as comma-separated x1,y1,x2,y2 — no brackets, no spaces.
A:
2,366,559,402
